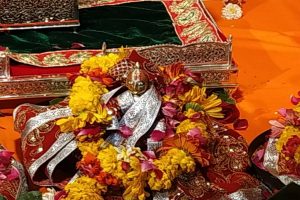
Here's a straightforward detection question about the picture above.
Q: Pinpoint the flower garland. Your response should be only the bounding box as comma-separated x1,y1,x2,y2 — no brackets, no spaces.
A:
270,92,300,167
57,50,228,200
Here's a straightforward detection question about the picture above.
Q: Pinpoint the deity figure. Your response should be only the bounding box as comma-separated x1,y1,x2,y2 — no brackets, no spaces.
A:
13,50,265,200
104,62,165,150
13,58,164,188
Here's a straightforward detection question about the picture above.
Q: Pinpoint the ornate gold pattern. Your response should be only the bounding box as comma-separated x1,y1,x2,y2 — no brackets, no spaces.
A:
79,0,117,8
164,0,222,43
43,53,70,66
0,76,70,99
0,0,79,30
137,42,231,67
211,134,249,172
69,51,93,63
0,50,10,78
9,41,232,68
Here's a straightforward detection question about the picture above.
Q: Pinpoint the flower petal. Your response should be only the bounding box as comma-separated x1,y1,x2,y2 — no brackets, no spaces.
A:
150,130,165,142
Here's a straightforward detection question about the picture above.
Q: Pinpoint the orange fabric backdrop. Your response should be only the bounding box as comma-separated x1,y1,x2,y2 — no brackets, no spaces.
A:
1,0,300,159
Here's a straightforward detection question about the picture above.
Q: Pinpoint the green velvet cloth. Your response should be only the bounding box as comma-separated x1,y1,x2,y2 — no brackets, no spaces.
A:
0,2,181,53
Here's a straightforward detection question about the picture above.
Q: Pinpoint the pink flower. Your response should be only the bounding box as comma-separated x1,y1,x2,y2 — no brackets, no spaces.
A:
278,108,287,117
119,125,133,138
150,130,165,142
0,150,19,181
141,160,156,172
0,150,14,170
269,119,285,138
165,118,180,129
162,102,178,118
77,126,102,137
252,148,266,170
187,128,207,147
291,93,300,105
143,151,156,159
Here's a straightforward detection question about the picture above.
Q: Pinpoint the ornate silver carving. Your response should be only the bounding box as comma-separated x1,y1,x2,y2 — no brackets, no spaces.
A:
106,133,125,147
28,133,75,181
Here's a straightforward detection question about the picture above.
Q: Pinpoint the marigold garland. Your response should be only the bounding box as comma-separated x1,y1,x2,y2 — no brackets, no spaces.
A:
269,92,300,174
77,138,105,157
56,76,111,133
80,47,126,74
148,148,195,191
59,52,230,199
63,176,107,200
294,146,300,164
276,126,300,152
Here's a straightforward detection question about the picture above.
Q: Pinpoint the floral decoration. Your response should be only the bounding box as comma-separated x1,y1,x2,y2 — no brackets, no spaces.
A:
268,92,300,175
222,3,243,20
55,48,242,200
0,150,19,181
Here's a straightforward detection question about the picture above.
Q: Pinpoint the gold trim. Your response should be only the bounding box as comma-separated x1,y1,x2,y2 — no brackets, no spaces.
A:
9,41,232,68
0,66,237,100
0,75,70,100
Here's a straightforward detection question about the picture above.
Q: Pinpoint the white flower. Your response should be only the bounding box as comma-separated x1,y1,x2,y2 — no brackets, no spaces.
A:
42,188,56,200
222,3,243,20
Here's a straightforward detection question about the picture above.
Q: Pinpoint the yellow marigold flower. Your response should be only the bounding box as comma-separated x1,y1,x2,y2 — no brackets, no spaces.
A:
56,106,111,132
77,138,104,157
276,126,300,152
56,116,76,133
184,108,198,118
148,170,171,191
69,76,108,115
57,76,112,132
293,103,300,113
148,148,195,191
176,119,207,135
64,176,107,200
80,49,126,74
179,86,206,103
294,146,300,164
97,145,126,181
123,156,149,200
179,86,224,118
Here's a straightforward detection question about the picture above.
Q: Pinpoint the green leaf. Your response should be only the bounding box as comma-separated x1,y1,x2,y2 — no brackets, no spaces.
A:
214,90,236,105
0,195,7,200
17,191,42,200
